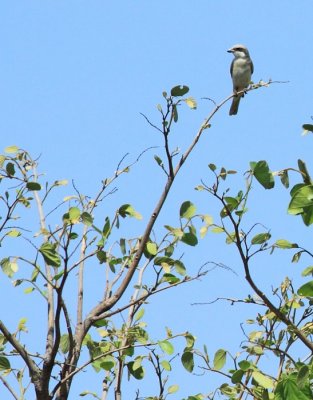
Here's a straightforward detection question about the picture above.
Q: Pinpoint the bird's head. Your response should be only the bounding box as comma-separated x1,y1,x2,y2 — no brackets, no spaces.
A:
227,44,250,58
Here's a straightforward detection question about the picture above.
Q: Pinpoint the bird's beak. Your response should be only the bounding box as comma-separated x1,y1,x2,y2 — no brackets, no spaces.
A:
227,48,233,53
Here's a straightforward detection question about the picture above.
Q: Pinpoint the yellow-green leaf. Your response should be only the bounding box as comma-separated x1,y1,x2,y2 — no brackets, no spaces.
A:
5,145,19,154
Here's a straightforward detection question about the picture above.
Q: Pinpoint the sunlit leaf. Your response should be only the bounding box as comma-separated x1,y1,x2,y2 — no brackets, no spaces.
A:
17,318,27,332
60,334,70,354
161,360,171,371
168,384,179,394
298,281,313,297
274,239,298,249
39,242,61,267
252,371,274,389
1,258,18,278
134,308,145,322
251,160,274,189
100,356,115,371
288,185,313,218
119,204,142,220
5,145,19,154
301,266,313,276
69,207,81,224
146,242,158,256
251,233,271,245
213,349,226,370
184,97,197,109
158,340,174,355
180,201,196,219
7,229,21,237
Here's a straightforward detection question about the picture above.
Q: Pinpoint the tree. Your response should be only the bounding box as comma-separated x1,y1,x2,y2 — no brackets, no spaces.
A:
2,80,310,400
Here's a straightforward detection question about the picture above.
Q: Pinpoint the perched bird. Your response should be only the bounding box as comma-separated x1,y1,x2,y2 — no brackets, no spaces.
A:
228,44,254,116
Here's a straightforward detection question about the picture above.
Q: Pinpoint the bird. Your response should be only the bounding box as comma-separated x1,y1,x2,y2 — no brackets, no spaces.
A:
228,44,254,116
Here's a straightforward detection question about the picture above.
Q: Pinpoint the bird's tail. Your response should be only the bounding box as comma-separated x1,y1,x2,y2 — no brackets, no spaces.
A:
229,95,241,116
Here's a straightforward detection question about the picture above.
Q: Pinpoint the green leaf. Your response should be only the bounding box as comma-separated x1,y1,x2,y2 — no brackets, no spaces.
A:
165,245,174,257
39,242,61,267
79,390,99,398
174,260,186,276
180,201,196,219
69,207,81,224
298,160,312,184
181,232,198,246
297,281,313,297
146,242,158,256
280,169,289,188
213,349,226,370
251,233,271,245
158,340,174,355
168,384,179,394
161,273,180,285
97,250,107,264
275,373,312,400
292,251,302,263
274,239,298,249
288,185,313,217
173,104,178,122
134,308,145,322
24,287,34,294
164,225,184,238
238,360,252,371
251,160,274,189
154,155,164,167
127,361,145,380
7,229,21,237
302,124,313,133
297,365,310,388
118,204,142,220
60,334,70,354
301,266,313,277
100,356,115,371
208,163,216,171
17,318,27,332
185,333,195,349
161,360,171,371
231,369,244,384
0,356,10,371
26,182,41,191
1,258,18,278
0,155,5,167
54,179,68,186
211,226,224,233
181,351,194,372
6,162,15,176
252,371,274,389
81,212,94,226
171,85,189,97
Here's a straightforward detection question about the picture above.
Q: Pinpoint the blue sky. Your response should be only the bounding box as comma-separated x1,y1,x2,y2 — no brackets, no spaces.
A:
1,1,313,398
